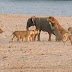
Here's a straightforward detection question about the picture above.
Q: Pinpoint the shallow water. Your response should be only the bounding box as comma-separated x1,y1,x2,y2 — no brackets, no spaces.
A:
0,1,72,16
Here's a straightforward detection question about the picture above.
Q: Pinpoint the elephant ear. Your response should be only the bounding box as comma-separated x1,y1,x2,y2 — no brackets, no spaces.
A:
31,16,35,25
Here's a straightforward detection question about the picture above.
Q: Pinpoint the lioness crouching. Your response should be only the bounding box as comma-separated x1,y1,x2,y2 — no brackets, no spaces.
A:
12,29,39,42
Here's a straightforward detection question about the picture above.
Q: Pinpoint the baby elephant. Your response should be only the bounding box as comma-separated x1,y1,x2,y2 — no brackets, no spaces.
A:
12,29,40,42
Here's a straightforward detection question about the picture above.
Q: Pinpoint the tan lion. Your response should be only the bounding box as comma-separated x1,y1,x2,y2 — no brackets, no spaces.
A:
12,31,27,42
26,29,40,41
62,27,72,45
48,16,67,41
12,29,40,42
12,30,34,42
62,34,72,45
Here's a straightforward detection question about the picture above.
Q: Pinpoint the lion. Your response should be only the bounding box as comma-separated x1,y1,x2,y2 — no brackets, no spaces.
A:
48,21,62,41
48,16,67,41
68,27,72,34
12,31,27,42
11,29,40,42
12,30,34,42
62,34,72,45
48,16,62,31
62,27,72,45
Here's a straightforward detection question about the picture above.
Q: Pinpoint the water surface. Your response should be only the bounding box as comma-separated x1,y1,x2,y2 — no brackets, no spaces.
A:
0,1,72,16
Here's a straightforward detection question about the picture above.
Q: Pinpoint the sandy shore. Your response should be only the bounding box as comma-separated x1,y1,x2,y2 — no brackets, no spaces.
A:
0,14,72,72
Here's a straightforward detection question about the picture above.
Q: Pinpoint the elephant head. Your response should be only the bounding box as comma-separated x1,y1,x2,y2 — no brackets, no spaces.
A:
26,16,35,30
31,16,35,25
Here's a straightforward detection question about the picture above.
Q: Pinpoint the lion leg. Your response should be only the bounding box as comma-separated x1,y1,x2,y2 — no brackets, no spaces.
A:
22,38,24,42
27,36,30,41
30,35,33,41
63,41,66,45
12,35,16,42
29,36,31,41
31,34,35,41
33,35,36,41
30,37,32,41
17,38,19,41
17,35,20,42
33,36,35,41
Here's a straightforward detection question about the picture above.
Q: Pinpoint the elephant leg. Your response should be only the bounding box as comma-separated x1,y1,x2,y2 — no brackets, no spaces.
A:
48,33,52,41
34,35,36,41
37,32,40,41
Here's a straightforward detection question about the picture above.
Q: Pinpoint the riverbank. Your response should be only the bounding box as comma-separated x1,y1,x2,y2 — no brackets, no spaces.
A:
0,14,72,72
